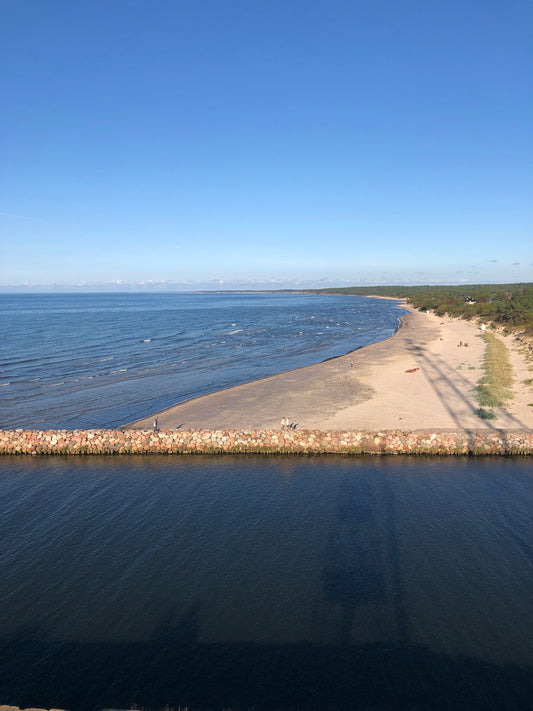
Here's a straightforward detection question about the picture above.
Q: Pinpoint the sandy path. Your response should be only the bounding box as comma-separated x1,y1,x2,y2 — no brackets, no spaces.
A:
126,307,533,432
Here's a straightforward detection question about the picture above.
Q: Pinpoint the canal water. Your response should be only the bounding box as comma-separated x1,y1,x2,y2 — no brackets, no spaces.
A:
0,454,531,710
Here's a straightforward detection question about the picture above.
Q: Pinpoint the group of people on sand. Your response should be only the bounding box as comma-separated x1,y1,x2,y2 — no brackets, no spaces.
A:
281,416,292,430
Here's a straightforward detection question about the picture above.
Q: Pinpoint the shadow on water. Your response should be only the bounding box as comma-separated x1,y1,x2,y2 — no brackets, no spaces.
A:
1,454,532,710
322,477,389,647
320,472,411,651
1,620,532,711
3,472,532,711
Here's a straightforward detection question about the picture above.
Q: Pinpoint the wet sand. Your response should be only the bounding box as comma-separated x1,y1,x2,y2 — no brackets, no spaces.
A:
126,306,533,432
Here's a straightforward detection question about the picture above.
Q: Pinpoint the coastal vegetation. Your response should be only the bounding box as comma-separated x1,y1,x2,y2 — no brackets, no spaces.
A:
474,407,496,420
474,332,514,419
310,283,533,332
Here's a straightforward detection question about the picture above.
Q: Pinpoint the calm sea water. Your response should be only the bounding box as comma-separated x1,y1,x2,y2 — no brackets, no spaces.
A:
0,292,405,429
0,455,531,710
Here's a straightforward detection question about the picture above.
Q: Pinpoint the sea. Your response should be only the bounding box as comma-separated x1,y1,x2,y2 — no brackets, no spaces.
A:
0,293,532,711
0,292,406,430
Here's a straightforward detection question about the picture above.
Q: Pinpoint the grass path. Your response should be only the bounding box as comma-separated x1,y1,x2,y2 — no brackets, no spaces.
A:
475,332,513,418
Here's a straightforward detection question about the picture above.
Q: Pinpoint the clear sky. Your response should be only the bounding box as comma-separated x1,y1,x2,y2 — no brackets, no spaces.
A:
1,0,532,290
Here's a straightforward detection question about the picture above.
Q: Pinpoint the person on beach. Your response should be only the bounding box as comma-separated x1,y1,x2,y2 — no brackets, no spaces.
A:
281,417,286,430
153,417,158,431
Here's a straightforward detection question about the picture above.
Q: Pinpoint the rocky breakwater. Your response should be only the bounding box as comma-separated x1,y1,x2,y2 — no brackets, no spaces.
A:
1,429,533,455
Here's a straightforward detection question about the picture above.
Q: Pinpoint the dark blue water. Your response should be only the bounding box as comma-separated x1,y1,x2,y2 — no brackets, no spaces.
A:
0,455,531,710
0,292,406,429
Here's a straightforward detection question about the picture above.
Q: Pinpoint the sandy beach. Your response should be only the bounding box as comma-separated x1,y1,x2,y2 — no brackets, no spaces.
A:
127,306,533,432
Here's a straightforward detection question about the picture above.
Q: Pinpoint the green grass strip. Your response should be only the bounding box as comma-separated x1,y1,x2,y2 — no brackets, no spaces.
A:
475,333,514,408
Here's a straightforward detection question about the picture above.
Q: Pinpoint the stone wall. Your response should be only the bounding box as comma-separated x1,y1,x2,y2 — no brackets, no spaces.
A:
1,428,532,455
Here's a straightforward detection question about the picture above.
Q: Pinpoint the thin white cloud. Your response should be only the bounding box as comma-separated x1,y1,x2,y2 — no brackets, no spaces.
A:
0,211,48,222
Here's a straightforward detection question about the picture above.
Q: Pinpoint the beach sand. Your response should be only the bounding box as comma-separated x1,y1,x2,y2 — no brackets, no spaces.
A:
127,306,533,432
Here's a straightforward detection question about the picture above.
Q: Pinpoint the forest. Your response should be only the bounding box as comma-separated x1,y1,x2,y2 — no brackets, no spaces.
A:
309,283,533,331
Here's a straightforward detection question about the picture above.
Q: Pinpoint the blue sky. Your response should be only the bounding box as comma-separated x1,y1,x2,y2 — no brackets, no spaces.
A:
1,0,532,290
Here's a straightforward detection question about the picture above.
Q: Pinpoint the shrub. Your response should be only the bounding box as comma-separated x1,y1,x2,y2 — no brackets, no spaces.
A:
474,407,496,420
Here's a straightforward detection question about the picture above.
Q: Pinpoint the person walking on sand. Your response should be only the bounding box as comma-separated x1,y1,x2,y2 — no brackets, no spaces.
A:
281,417,286,431
153,417,158,431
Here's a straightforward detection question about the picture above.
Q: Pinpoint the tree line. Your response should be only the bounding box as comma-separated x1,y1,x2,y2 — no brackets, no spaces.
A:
307,283,533,331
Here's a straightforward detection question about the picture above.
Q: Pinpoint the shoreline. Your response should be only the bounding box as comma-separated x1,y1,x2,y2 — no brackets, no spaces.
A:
3,305,532,455
126,305,533,433
124,307,412,431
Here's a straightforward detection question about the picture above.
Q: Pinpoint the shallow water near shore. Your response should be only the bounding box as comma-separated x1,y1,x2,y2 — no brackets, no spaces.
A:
1,454,531,710
0,292,405,429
